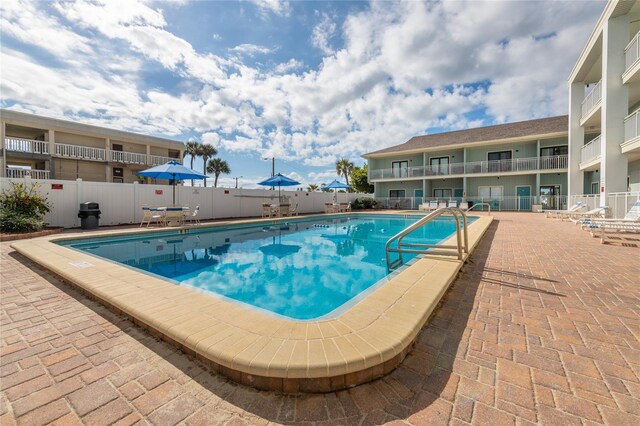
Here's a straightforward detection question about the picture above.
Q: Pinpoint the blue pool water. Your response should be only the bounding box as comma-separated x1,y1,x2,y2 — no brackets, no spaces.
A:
60,215,474,320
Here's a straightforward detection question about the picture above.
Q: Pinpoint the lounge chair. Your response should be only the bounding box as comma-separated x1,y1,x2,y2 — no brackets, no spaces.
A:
545,202,584,218
579,201,640,226
277,204,290,217
437,201,447,209
584,221,640,244
448,200,458,208
290,203,299,216
459,201,469,211
325,203,336,214
428,200,438,211
560,207,607,222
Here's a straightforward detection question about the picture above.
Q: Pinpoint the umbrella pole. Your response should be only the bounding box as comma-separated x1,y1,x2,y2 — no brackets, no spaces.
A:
172,173,176,206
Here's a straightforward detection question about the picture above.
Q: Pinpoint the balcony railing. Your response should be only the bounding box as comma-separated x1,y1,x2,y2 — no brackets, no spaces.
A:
581,80,602,120
148,155,180,166
581,136,601,165
624,109,640,143
54,143,106,161
370,155,567,180
4,137,49,154
110,150,148,165
374,195,567,211
625,31,640,73
6,167,50,179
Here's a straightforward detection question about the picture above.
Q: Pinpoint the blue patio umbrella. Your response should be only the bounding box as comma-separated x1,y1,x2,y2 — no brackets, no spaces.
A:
137,160,207,205
322,179,352,203
257,173,300,200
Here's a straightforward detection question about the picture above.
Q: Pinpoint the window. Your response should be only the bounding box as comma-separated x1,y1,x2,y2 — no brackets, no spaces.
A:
540,146,568,157
168,149,180,159
389,190,405,198
478,186,503,199
487,151,512,172
391,161,408,178
112,144,123,151
113,167,123,178
591,182,599,194
429,157,449,175
433,189,452,198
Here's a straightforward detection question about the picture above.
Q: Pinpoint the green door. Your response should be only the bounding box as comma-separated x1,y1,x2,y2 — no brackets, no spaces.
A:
414,189,424,206
516,186,531,211
454,188,463,198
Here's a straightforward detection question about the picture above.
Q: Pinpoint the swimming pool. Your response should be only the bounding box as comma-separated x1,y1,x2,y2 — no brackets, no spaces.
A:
60,214,474,320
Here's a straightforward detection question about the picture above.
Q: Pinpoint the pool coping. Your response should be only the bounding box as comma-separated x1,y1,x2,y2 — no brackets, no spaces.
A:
11,212,493,393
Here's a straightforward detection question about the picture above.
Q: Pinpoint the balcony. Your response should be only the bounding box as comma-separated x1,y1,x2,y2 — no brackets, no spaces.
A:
581,80,602,124
624,31,640,83
148,155,180,166
5,167,50,179
55,143,106,161
110,150,148,165
622,109,640,154
4,137,49,154
370,155,567,181
580,136,601,169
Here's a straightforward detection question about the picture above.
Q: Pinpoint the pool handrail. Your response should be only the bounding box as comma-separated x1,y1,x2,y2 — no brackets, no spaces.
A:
467,202,491,215
385,207,468,271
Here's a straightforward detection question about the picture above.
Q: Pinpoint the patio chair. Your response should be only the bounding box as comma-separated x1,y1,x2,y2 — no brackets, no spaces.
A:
185,205,200,225
448,200,458,208
418,202,429,211
290,203,299,216
339,203,349,213
459,201,469,211
325,203,336,214
262,203,275,218
164,207,185,227
437,201,447,209
140,206,151,227
277,204,290,217
141,207,165,227
428,200,438,211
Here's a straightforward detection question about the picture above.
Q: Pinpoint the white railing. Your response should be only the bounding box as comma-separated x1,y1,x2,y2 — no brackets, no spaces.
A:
4,137,49,154
54,143,106,161
5,167,50,179
370,155,567,180
375,195,567,211
624,109,640,143
148,155,180,166
581,80,602,119
110,150,147,165
625,31,640,72
580,136,601,164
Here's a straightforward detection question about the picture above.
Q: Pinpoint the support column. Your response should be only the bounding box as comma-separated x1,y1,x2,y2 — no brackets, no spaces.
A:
0,121,6,177
568,82,585,198
105,138,112,182
600,15,629,206
47,130,55,179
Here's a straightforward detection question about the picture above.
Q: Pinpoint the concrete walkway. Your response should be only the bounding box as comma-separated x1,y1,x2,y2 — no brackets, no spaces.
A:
1,212,639,425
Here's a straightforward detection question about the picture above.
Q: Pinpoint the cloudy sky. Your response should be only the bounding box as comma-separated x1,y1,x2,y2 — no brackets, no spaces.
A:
1,0,604,188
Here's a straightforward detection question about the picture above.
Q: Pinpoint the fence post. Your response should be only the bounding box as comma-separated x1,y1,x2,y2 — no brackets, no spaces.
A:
76,178,83,227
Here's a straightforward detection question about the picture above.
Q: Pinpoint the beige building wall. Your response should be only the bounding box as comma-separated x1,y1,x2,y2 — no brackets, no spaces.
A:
54,159,107,182
56,132,105,148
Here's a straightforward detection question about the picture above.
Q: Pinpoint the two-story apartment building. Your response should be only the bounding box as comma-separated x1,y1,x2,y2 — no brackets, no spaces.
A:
568,0,640,204
363,116,579,211
0,110,184,183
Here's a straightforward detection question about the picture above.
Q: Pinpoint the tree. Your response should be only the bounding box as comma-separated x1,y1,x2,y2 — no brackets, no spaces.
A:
200,144,218,187
184,140,202,186
206,158,231,188
336,158,354,187
306,184,319,192
350,164,374,193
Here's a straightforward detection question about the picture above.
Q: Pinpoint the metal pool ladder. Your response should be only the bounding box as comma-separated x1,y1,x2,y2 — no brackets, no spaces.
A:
385,207,469,271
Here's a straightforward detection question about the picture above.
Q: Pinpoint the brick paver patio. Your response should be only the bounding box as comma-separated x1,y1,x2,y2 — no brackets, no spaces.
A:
1,212,639,425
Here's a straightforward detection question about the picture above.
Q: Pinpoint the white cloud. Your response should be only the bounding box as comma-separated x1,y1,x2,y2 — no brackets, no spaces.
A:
229,44,274,56
248,0,291,17
311,11,337,55
212,33,222,40
273,58,304,74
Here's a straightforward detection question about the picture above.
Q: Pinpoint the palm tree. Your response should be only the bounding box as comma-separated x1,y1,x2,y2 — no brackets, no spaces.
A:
184,140,202,186
307,184,319,192
200,144,218,187
336,158,354,187
206,158,231,188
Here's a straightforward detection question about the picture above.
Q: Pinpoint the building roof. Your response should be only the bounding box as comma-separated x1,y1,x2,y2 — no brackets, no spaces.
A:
363,115,568,158
0,109,184,150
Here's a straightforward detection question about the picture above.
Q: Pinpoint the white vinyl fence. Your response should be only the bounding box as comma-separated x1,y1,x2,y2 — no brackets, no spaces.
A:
0,177,370,228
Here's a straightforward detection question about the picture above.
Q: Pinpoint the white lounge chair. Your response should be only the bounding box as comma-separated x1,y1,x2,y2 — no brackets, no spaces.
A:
427,200,438,211
185,205,200,225
545,202,584,218
579,201,640,226
459,201,469,211
262,203,275,218
561,207,607,222
437,201,447,209
585,221,640,244
448,200,458,208
290,203,299,216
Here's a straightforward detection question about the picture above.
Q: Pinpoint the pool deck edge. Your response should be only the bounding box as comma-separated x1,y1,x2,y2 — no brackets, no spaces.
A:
11,213,493,392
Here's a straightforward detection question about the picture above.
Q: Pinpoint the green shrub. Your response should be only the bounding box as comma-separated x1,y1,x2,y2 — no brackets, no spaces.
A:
351,197,377,210
0,182,51,233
